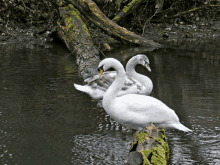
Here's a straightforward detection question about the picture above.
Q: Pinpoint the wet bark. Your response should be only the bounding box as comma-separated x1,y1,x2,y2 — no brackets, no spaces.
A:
56,4,100,80
127,125,169,165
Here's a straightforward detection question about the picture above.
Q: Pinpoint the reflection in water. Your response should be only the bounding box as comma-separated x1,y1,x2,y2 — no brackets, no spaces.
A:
0,41,220,165
149,42,220,165
71,133,129,165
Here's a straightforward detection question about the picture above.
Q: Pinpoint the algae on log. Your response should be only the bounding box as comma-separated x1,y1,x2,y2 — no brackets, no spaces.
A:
70,0,162,48
56,4,100,80
112,0,144,23
127,125,169,165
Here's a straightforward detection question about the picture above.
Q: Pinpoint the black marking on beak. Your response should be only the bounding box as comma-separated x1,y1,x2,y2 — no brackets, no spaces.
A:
97,65,104,72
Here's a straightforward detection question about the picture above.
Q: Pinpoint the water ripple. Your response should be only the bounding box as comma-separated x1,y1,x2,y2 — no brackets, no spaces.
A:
71,134,128,165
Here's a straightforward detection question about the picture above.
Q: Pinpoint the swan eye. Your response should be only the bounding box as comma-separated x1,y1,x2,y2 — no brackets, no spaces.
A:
97,65,104,72
144,60,150,66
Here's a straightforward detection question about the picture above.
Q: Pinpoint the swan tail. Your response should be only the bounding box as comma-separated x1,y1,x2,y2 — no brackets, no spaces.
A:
74,83,104,100
74,84,93,95
171,123,192,132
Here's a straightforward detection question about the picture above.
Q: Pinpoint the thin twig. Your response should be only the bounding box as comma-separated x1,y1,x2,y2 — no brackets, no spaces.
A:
142,11,157,36
20,0,34,12
167,5,220,18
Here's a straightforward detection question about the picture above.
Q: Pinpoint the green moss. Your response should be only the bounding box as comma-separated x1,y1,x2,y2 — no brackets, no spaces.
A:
112,16,120,21
188,7,198,12
160,127,166,140
83,24,90,36
64,17,74,29
66,4,90,37
69,5,80,19
141,134,169,165
151,145,167,165
59,0,63,6
136,132,148,144
141,150,152,165
157,138,169,159
132,128,169,165
130,131,148,150
122,0,139,13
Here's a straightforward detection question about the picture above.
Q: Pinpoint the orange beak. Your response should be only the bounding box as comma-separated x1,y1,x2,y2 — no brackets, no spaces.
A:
98,69,103,78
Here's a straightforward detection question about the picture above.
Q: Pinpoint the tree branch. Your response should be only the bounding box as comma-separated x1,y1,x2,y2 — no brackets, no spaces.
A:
70,0,163,48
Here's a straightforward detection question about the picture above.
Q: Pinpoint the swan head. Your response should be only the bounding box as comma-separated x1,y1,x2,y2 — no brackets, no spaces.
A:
132,54,151,72
98,58,125,78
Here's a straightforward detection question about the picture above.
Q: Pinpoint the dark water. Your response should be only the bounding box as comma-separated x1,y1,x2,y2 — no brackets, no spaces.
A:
0,40,220,165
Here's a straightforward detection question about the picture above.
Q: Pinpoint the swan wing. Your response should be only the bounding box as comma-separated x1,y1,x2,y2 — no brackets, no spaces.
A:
115,94,180,123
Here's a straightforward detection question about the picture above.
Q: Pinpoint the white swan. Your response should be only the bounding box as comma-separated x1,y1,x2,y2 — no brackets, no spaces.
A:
98,58,192,132
74,54,153,100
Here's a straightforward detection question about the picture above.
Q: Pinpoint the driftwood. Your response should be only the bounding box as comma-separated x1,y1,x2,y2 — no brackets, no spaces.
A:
127,124,169,165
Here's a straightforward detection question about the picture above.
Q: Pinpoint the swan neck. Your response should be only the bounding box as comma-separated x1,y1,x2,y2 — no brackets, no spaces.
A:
103,65,126,102
126,60,137,76
126,59,152,93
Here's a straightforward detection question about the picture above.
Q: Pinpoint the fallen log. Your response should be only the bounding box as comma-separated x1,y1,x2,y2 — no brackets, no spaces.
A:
56,4,100,80
70,0,162,48
127,124,169,165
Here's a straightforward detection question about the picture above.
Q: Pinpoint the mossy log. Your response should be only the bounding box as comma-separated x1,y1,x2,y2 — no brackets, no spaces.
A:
69,0,162,48
56,4,100,80
127,124,169,165
112,0,144,23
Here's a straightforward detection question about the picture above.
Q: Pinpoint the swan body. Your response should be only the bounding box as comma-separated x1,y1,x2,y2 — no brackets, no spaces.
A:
98,58,192,132
74,54,153,100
